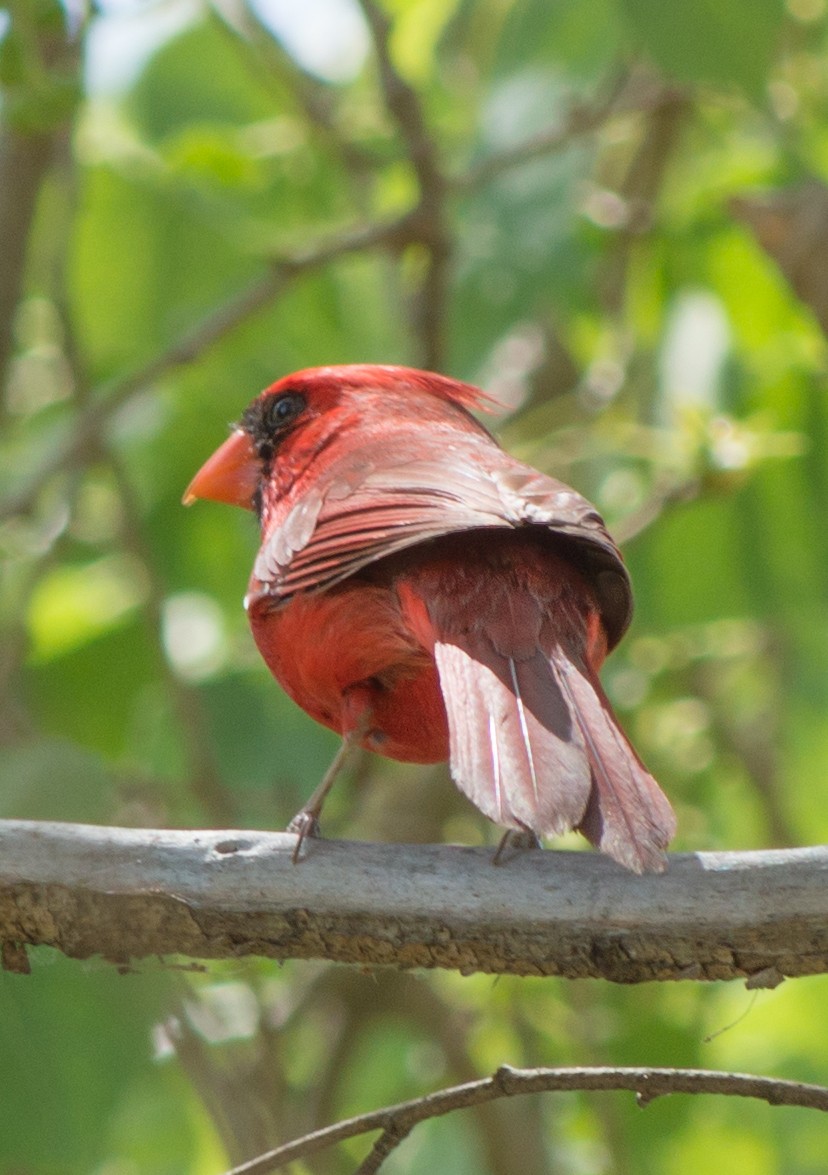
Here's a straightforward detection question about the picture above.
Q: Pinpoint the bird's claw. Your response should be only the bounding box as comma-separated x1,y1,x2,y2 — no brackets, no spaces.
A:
492,827,541,866
287,810,322,863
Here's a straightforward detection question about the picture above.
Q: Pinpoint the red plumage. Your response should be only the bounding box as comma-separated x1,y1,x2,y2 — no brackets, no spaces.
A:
185,364,675,872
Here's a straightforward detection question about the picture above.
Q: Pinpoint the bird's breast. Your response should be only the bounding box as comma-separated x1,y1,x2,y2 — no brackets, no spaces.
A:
246,580,449,763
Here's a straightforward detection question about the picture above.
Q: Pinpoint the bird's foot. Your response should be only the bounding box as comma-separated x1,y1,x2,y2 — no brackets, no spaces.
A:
492,826,541,866
286,715,370,864
287,808,322,863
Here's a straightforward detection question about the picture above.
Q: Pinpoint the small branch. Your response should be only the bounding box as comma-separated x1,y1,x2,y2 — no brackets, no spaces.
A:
0,126,56,400
455,92,621,193
598,89,690,315
356,0,440,198
453,74,685,193
0,7,82,410
354,1121,412,1175
1,822,827,983
213,0,378,182
357,0,449,368
0,267,286,522
0,214,414,523
225,1064,828,1175
613,476,701,544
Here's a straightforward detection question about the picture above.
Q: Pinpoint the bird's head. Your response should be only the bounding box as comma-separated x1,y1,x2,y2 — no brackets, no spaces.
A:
183,364,495,513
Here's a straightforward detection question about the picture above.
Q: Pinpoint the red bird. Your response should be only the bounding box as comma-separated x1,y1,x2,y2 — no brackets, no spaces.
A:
185,365,675,872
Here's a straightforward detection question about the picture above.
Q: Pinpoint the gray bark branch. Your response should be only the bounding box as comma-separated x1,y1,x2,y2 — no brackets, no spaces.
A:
1,820,826,983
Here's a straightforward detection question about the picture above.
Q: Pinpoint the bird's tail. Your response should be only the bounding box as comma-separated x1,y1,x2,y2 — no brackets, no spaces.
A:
553,648,676,872
434,634,675,873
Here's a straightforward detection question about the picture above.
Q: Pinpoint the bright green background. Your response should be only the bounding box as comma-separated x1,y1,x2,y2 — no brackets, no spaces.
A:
2,0,828,1170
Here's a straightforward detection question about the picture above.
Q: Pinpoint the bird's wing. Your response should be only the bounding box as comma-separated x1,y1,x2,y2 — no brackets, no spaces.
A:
249,431,632,646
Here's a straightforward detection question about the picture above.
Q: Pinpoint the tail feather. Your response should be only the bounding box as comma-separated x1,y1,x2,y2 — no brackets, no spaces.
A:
556,654,676,873
435,638,592,836
434,635,675,873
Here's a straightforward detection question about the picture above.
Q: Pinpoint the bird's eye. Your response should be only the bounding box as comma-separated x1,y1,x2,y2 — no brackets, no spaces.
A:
239,389,307,465
266,391,306,431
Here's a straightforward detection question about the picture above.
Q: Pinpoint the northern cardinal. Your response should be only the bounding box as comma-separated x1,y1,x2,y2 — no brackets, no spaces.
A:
185,365,675,872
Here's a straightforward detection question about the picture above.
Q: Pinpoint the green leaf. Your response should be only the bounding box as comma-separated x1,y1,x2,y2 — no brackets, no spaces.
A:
618,0,785,95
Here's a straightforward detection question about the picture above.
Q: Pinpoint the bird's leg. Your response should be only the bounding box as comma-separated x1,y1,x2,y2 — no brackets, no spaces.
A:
492,824,541,866
288,692,372,863
287,734,359,862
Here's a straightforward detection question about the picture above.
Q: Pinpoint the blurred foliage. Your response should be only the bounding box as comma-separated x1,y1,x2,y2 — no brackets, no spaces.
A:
1,0,828,1171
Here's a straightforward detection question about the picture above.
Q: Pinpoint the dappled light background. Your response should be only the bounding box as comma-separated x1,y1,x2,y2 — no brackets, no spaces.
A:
2,0,828,1170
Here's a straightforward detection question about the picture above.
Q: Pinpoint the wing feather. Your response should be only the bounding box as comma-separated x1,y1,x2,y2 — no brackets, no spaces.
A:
251,430,631,645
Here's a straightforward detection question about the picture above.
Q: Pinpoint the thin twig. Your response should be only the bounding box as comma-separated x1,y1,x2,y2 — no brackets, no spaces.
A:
598,90,690,315
0,10,82,415
224,1064,828,1174
356,0,441,197
0,214,414,524
455,94,621,193
212,0,378,182
453,74,684,193
356,0,449,369
0,127,57,412
353,1121,413,1175
303,968,526,1175
613,476,701,545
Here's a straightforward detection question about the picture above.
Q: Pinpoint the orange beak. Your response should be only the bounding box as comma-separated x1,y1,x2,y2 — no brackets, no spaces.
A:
183,429,260,510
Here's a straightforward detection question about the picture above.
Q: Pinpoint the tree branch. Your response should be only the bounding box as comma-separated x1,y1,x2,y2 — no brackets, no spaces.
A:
0,213,414,523
1,821,826,983
225,1064,828,1175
